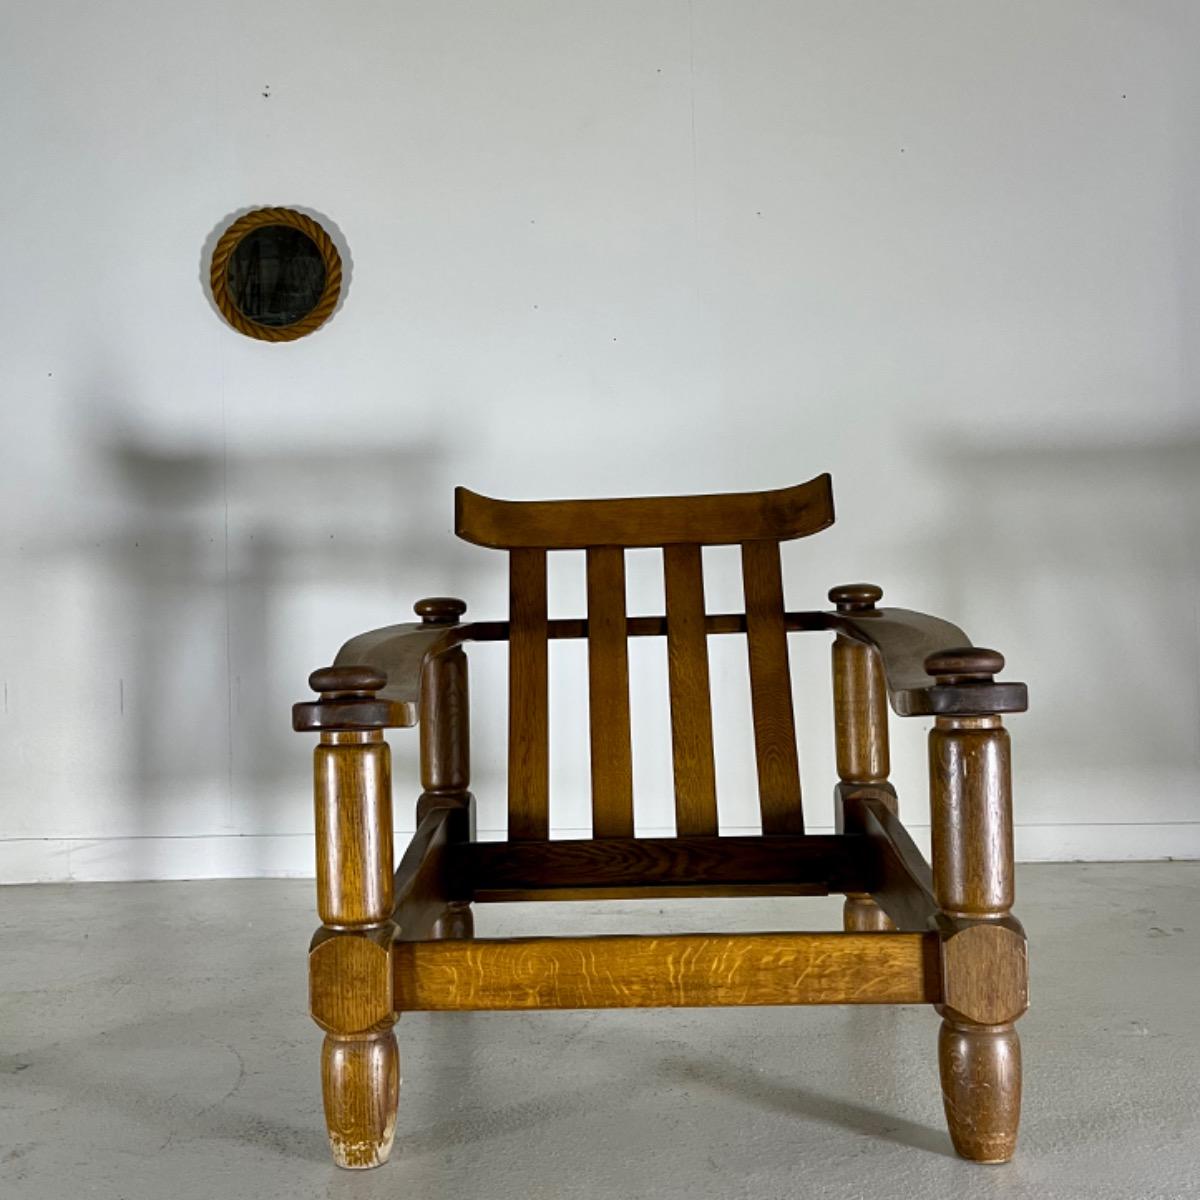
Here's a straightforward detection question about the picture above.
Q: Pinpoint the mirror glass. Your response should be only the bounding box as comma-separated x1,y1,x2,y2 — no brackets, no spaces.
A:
226,225,327,327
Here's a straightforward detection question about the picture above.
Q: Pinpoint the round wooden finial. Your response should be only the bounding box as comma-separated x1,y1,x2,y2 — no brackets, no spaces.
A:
308,665,386,695
828,583,883,612
414,596,467,625
924,647,1005,681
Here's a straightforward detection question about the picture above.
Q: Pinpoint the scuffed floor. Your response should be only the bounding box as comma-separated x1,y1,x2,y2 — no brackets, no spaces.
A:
1,863,1197,1199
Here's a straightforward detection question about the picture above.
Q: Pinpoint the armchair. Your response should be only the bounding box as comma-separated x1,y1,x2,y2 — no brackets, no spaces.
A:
293,474,1028,1169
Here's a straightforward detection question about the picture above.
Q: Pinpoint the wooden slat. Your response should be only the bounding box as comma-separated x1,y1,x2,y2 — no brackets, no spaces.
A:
392,931,940,1011
507,548,549,839
462,833,866,895
455,475,834,549
663,544,718,835
586,547,634,837
741,540,804,833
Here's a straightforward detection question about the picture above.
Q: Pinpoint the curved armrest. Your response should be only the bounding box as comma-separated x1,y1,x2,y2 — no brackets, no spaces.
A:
293,598,482,732
330,621,476,724
827,608,1028,717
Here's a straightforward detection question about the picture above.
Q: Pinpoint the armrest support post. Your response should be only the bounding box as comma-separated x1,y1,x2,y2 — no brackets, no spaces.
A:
830,585,892,788
829,584,896,933
414,598,476,935
415,598,473,826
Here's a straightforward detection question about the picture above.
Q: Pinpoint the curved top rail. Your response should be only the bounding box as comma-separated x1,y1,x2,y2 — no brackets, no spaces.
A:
454,474,835,550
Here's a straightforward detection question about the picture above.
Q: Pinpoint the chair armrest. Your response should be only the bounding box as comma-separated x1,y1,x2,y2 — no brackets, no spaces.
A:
826,606,1027,718
333,621,474,719
292,597,479,731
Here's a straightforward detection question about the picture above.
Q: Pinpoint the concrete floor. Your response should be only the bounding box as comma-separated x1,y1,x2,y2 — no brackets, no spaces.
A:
1,864,1197,1200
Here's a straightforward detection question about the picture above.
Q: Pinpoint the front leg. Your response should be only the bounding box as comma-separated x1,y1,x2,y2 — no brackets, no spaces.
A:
306,668,400,1170
926,649,1028,1163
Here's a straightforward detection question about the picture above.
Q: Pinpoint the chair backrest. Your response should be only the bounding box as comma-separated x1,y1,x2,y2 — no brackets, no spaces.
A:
455,475,835,841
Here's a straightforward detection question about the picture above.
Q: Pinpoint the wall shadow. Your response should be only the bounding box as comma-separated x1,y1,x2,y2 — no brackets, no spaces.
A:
21,423,493,878
919,432,1200,777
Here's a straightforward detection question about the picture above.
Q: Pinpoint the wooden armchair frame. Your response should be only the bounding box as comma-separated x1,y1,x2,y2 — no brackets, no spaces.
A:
293,475,1028,1170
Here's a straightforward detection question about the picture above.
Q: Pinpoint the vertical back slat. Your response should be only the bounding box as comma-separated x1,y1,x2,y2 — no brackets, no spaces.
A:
586,547,634,837
662,544,719,835
741,540,804,833
508,548,549,839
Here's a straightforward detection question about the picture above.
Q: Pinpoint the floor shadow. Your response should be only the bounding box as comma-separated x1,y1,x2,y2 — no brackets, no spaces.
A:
653,1053,954,1158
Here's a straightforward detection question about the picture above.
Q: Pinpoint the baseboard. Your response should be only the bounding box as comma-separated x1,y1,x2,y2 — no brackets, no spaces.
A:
2,822,1198,884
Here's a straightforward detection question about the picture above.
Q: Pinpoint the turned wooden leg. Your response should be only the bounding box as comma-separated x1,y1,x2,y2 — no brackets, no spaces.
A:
926,649,1028,1164
304,667,400,1170
829,586,896,932
322,1032,401,1169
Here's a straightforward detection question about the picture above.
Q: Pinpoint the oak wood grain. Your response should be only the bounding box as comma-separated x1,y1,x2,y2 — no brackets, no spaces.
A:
586,546,634,837
832,620,894,932
831,636,890,785
455,475,835,549
663,544,718,835
929,717,1014,919
462,833,866,896
928,710,1025,1162
314,732,394,928
321,1033,400,1170
309,925,395,1036
419,644,470,798
741,540,804,833
507,548,549,840
393,931,940,1011
939,1021,1021,1163
939,920,1029,1026
308,714,401,1169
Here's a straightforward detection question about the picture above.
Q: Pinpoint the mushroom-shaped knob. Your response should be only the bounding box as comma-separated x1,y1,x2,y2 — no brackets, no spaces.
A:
828,583,883,613
414,596,468,625
308,665,387,695
924,647,1005,682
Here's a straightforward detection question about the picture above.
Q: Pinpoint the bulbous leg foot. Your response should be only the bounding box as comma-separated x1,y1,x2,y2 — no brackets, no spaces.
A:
321,1031,400,1169
939,1019,1021,1163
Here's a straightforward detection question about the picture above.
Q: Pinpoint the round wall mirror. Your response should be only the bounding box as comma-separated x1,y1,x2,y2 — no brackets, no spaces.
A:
210,208,342,342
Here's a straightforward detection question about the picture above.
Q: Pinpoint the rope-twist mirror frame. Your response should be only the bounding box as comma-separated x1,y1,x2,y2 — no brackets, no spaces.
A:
210,207,343,342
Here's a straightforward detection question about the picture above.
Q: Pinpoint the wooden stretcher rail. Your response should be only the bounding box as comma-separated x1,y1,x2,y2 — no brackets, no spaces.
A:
461,834,868,899
392,931,942,1011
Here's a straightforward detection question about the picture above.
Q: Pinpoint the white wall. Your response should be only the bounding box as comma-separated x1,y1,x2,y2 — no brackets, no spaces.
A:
2,1,1198,882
